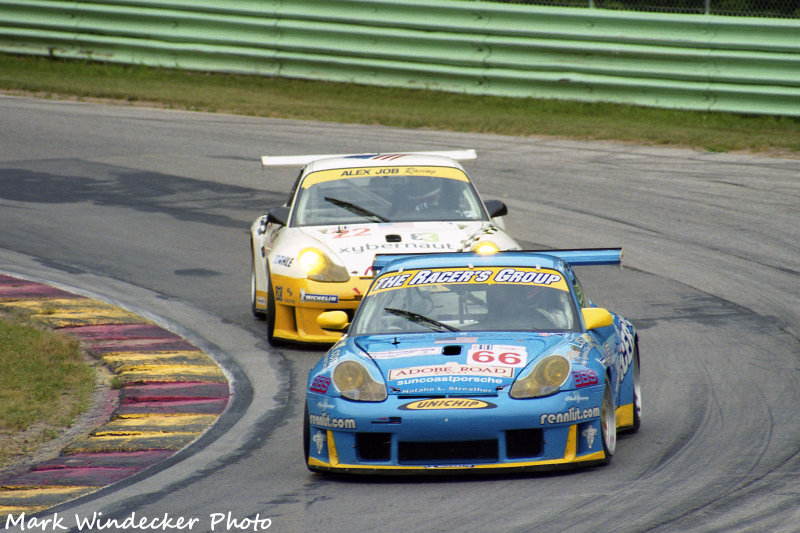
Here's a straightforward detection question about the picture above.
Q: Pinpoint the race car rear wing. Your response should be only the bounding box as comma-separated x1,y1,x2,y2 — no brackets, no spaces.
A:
371,248,623,275
543,248,623,266
261,149,477,167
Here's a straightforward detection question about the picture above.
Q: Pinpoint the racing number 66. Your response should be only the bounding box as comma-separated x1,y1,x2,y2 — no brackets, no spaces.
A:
469,350,523,366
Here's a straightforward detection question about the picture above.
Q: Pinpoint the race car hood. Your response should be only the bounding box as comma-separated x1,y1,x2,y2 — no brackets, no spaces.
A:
299,221,500,276
354,332,581,395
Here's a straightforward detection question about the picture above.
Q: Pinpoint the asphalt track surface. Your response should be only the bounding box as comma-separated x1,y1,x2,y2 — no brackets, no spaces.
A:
1,95,799,532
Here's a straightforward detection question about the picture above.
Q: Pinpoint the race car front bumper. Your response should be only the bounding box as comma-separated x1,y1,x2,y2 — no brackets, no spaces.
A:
305,388,611,474
268,274,373,343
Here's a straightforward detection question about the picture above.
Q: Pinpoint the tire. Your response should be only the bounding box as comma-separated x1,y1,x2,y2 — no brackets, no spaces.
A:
265,266,279,345
250,250,266,321
303,406,310,464
629,347,642,433
600,381,617,465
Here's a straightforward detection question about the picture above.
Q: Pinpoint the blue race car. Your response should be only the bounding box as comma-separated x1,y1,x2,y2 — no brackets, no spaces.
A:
304,250,640,474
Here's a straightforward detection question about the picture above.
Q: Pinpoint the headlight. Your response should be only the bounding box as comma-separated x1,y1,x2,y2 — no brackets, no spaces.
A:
298,248,349,282
510,355,571,399
472,241,500,254
332,361,387,401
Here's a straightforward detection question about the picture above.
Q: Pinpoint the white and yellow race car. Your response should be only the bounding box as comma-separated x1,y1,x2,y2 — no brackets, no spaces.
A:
250,150,521,344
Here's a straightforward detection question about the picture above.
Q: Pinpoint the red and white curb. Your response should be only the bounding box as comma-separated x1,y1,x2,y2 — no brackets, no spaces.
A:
0,274,230,515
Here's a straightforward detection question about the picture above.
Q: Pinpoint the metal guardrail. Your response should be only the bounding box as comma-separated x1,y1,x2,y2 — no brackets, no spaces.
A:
486,0,800,19
0,0,798,116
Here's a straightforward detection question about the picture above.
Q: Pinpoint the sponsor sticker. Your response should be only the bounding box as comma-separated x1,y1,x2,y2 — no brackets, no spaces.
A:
300,290,339,304
273,254,294,267
572,369,599,388
324,348,341,368
425,464,476,469
565,391,590,403
313,430,326,454
339,242,457,255
310,376,332,393
331,227,371,239
540,406,601,425
399,398,496,410
388,362,513,381
308,412,356,429
370,346,442,359
467,344,528,367
435,337,478,344
301,166,470,188
369,267,568,294
582,425,598,449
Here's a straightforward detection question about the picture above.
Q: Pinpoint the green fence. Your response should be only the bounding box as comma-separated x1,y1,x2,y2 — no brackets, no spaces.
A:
1,0,799,115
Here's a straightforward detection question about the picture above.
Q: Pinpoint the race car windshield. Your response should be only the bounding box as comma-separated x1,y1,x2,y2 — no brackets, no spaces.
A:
351,280,580,335
291,173,487,226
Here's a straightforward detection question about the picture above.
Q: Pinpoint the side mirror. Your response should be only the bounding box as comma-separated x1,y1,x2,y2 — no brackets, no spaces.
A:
267,206,290,226
581,307,613,330
484,200,508,218
317,310,349,331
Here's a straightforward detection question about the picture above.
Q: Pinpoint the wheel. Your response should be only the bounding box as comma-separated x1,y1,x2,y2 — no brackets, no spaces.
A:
265,267,278,345
303,406,310,467
250,250,266,321
629,347,642,433
600,381,617,464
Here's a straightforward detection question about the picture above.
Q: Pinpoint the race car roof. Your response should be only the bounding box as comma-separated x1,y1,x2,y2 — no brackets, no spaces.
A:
372,249,623,275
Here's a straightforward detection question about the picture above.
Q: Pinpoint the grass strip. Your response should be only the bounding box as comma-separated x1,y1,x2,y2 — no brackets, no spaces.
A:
0,314,95,468
1,53,798,156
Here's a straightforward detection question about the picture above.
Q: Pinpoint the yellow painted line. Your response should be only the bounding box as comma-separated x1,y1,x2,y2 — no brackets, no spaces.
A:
63,432,200,454
116,365,226,383
0,298,148,327
102,350,215,365
114,363,220,373
0,486,96,509
100,414,217,433
90,430,201,439
101,352,217,372
0,505,46,514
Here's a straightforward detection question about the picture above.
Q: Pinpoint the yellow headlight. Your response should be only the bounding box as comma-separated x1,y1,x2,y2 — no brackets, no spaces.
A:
510,355,571,399
472,241,500,254
541,356,570,384
298,248,325,276
333,361,365,391
297,248,349,282
331,361,387,402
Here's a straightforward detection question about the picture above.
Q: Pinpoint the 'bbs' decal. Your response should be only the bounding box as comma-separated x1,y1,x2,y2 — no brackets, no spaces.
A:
310,376,331,393
573,369,598,388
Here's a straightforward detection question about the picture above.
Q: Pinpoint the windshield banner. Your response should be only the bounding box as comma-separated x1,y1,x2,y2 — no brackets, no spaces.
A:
369,267,568,294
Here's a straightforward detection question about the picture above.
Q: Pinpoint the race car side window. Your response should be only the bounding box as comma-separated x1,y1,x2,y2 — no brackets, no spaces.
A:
566,265,586,308
286,169,304,206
